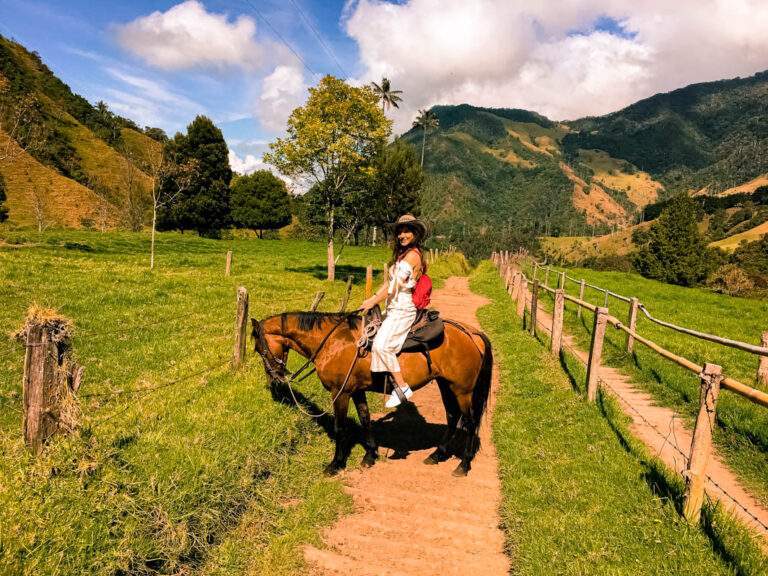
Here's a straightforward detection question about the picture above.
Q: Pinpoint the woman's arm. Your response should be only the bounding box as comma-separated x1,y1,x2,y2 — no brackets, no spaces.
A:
360,282,388,313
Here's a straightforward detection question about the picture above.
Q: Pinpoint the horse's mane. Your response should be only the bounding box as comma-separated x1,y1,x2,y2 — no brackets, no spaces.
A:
288,311,361,331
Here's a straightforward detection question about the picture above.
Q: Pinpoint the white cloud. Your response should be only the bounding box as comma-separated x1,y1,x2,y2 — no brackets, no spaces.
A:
103,68,204,129
344,0,768,130
115,0,263,70
228,148,295,189
256,64,310,132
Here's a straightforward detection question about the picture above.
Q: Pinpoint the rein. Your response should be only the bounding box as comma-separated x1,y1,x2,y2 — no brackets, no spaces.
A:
259,311,362,419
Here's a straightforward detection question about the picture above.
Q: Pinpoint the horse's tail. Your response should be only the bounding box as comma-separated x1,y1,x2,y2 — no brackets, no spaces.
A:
471,331,493,430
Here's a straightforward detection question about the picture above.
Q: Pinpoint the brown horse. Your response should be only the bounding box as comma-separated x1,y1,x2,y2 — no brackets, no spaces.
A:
251,311,493,476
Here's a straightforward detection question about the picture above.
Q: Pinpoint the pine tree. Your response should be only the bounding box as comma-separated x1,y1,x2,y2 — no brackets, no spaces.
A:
633,194,714,286
230,170,291,238
157,116,232,238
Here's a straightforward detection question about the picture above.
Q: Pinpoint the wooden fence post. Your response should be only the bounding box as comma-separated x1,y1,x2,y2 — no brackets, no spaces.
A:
544,267,550,287
757,331,768,387
338,275,354,312
529,279,539,336
586,306,609,402
577,279,586,320
517,277,527,319
558,271,565,289
510,271,520,299
225,250,232,276
232,286,249,369
603,289,609,307
683,363,723,524
310,291,325,311
21,314,81,454
626,297,639,354
533,262,539,282
365,265,373,298
551,289,565,357
505,266,513,291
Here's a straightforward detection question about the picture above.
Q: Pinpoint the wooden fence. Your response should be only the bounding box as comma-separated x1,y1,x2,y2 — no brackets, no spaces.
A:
491,250,768,525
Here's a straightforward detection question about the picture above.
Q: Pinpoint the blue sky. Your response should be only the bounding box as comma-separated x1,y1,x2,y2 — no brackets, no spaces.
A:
3,1,768,175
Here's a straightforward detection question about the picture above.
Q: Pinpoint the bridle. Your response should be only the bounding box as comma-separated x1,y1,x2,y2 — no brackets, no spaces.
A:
254,311,361,386
253,310,364,419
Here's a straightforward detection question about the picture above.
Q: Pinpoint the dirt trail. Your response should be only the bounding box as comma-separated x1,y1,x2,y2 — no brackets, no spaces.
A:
304,277,510,576
527,292,768,540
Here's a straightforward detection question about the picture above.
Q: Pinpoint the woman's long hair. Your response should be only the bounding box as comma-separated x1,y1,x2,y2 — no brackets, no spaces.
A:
390,226,427,273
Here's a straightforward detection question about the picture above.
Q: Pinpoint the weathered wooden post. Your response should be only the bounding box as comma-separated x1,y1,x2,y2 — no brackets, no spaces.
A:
683,363,723,524
20,311,81,453
626,297,640,354
586,306,609,402
517,277,527,319
225,250,233,276
529,279,540,336
505,266,513,291
310,291,325,311
338,275,354,312
603,289,609,307
544,267,550,287
551,289,565,357
757,331,768,387
558,271,565,290
232,286,249,369
577,279,586,319
365,265,373,298
533,262,539,282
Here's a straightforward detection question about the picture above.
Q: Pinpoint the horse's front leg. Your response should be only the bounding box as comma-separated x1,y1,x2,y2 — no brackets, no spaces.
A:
325,391,351,475
352,390,378,467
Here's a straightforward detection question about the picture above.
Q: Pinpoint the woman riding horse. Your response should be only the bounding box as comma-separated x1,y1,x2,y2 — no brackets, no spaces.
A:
360,214,428,408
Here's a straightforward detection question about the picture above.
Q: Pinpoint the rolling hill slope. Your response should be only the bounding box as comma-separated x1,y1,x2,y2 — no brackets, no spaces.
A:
0,35,161,228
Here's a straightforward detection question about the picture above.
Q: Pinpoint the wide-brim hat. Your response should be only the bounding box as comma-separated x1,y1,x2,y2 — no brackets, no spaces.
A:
389,214,428,239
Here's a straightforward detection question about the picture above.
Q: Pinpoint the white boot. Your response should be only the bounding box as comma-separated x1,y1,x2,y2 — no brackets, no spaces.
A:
385,385,414,408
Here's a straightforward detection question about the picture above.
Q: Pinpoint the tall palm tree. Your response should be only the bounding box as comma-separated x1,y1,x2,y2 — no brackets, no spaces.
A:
413,109,439,167
371,77,403,113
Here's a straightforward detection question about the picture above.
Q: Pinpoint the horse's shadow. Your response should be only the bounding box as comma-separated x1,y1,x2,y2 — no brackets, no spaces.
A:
372,402,450,459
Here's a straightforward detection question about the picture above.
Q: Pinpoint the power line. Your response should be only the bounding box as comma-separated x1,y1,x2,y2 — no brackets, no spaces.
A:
237,0,316,76
286,0,347,78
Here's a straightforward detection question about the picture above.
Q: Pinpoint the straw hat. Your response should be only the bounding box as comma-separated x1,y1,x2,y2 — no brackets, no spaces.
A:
390,214,428,239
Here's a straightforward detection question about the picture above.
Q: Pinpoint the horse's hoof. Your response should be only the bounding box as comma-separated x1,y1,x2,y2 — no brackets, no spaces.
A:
424,449,445,465
361,453,378,468
324,462,344,476
452,463,470,477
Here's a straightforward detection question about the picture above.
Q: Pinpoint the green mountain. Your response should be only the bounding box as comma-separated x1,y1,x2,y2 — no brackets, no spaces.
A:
406,71,768,251
0,35,162,229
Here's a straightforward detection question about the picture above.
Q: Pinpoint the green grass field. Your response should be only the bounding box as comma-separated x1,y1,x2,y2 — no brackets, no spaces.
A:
518,261,768,508
471,262,768,575
0,229,392,574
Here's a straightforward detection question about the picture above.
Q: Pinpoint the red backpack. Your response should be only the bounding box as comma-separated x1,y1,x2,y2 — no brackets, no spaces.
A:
405,248,432,309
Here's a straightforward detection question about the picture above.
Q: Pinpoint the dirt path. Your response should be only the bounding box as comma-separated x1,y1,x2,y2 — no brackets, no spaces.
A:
304,277,510,576
527,291,768,541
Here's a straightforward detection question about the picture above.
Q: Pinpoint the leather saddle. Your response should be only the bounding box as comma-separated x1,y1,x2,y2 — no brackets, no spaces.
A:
360,308,445,371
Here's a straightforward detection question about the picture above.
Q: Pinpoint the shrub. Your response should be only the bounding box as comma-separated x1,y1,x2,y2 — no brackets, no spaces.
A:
706,264,754,296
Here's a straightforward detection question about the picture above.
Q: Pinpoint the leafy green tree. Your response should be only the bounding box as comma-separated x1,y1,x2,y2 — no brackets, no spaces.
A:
265,75,390,280
231,170,291,238
158,115,232,238
144,126,168,142
371,140,423,234
371,77,403,113
0,173,8,223
633,194,716,286
413,109,439,167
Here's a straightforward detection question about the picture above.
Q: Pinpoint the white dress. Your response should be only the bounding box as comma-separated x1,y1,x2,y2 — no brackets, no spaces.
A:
370,260,418,373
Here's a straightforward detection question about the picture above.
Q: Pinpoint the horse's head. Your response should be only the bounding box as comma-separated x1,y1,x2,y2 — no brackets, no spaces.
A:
251,316,289,385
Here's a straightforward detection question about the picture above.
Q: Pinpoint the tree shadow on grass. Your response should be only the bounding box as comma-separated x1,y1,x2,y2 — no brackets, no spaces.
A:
286,264,372,283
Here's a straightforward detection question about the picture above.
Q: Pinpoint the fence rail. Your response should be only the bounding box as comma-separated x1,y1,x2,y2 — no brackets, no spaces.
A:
491,250,768,528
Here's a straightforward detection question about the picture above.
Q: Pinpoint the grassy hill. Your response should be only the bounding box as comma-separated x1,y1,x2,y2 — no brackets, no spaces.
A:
564,71,768,194
0,35,160,229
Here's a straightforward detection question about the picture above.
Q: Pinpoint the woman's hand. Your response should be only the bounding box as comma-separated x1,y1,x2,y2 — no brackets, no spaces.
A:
360,297,376,314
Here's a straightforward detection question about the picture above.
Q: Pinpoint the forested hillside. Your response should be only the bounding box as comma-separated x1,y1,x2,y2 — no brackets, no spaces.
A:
0,35,162,229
